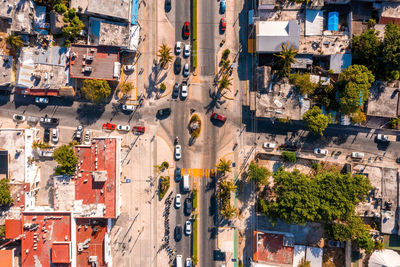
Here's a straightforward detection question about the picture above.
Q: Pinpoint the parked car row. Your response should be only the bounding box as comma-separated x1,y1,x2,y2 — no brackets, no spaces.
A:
102,123,146,134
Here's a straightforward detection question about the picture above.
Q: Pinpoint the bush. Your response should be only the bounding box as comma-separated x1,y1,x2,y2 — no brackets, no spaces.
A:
192,218,198,264
159,176,170,199
312,162,322,173
289,72,318,96
120,82,133,95
390,118,400,129
192,188,198,209
0,179,13,206
160,83,166,92
160,161,169,170
282,151,296,163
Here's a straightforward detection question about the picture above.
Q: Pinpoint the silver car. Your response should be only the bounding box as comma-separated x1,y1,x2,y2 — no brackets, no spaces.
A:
183,63,189,77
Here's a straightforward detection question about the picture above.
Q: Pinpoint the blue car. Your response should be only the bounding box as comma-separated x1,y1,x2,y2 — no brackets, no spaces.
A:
220,0,226,14
35,97,49,104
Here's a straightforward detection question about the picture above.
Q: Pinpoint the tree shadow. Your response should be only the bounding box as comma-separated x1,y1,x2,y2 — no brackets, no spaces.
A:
76,103,105,125
204,89,226,114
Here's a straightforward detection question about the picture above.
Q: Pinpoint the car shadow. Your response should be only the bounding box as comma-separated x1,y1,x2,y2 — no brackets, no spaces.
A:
210,118,225,128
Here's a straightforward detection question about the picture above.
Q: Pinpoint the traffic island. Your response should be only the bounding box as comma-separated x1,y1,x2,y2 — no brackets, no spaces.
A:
159,175,170,200
189,113,201,145
192,187,199,265
191,0,198,69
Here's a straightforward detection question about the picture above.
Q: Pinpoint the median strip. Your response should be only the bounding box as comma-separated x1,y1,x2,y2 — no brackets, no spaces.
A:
192,0,198,69
192,187,199,265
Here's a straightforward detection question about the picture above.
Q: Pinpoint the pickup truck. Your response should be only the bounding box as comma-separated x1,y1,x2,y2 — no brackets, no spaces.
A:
40,115,59,125
376,134,396,142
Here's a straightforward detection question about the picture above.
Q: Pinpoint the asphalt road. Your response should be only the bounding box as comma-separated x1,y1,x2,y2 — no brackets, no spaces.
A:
198,0,216,76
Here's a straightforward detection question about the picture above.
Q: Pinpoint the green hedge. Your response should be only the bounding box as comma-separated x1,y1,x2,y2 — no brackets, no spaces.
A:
192,218,198,265
192,188,198,209
192,0,198,68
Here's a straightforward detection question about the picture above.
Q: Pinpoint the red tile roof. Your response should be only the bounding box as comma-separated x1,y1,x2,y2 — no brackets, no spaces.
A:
52,242,71,263
0,249,14,267
75,138,117,218
5,219,22,239
76,218,108,267
21,212,72,267
253,231,294,266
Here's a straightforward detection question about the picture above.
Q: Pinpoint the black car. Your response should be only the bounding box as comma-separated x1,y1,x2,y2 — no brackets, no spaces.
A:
172,83,179,99
44,128,50,142
165,0,171,11
174,225,182,241
157,108,171,119
184,198,192,215
0,90,11,95
396,157,400,164
175,167,182,181
174,57,182,74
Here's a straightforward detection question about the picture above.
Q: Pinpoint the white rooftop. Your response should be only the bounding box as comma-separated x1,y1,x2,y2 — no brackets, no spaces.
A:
257,21,291,36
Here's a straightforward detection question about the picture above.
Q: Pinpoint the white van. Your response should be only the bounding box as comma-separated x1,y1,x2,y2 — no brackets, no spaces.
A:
183,175,190,192
176,255,182,267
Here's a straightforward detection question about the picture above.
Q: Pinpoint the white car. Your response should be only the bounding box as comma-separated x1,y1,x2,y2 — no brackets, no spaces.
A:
314,148,328,156
185,258,192,267
183,44,190,57
84,130,91,145
175,145,182,160
35,97,49,104
13,114,25,122
175,194,182,208
117,125,131,131
376,134,388,142
52,128,59,144
351,152,364,159
183,63,189,77
262,142,276,149
122,105,135,112
76,125,83,140
181,81,188,98
175,41,182,54
185,220,192,235
124,65,134,71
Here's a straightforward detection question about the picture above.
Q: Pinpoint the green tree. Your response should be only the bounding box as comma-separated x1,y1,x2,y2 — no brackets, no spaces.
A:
367,19,376,28
351,110,366,125
159,83,166,92
218,74,232,93
274,42,298,77
6,34,24,54
351,29,382,73
120,82,133,95
61,7,84,46
53,3,67,13
222,49,230,60
216,158,232,176
281,151,296,163
0,225,5,239
338,65,374,114
0,179,13,206
53,144,78,175
383,24,400,72
81,79,111,104
157,43,173,68
302,106,329,136
248,162,270,186
260,169,372,225
221,58,231,73
289,73,318,95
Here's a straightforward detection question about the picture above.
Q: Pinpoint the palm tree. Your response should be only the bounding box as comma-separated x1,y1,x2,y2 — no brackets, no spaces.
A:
216,158,232,176
218,74,232,93
274,42,298,77
221,58,231,74
6,34,24,55
157,43,173,69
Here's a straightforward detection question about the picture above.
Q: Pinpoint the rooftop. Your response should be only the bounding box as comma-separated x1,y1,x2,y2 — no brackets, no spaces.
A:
0,0,34,33
74,138,121,218
253,231,294,266
70,44,120,81
256,20,300,53
88,18,130,48
16,46,69,90
71,0,130,21
0,55,12,87
367,83,399,118
21,211,72,267
0,130,26,183
76,218,108,267
380,2,400,25
0,250,14,267
329,53,352,74
254,79,310,120
305,10,324,36
53,175,75,211
380,168,398,234
299,34,350,55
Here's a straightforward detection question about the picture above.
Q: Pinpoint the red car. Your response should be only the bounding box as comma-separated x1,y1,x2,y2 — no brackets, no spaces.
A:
220,18,226,31
132,126,145,134
211,112,226,122
183,22,190,37
103,123,116,130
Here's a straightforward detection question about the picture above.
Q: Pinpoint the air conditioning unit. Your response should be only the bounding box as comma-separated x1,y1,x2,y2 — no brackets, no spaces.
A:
86,55,93,61
89,256,98,262
84,66,92,72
